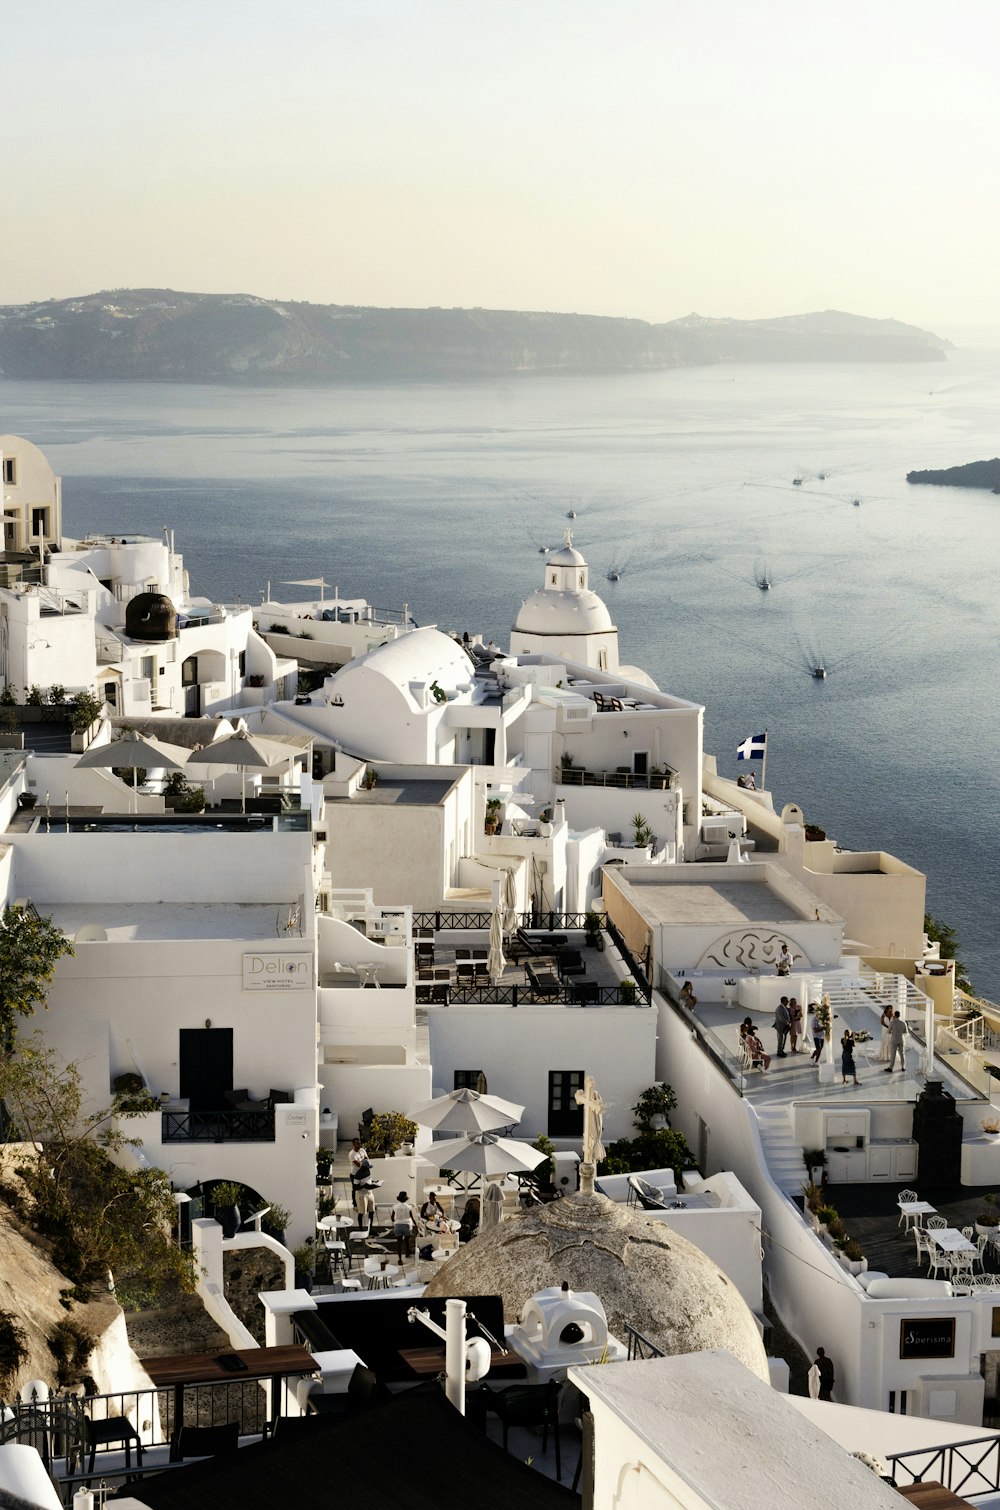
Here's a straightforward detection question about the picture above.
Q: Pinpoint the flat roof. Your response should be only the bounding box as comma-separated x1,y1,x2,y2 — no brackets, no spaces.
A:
46,903,306,942
337,778,456,807
613,876,803,927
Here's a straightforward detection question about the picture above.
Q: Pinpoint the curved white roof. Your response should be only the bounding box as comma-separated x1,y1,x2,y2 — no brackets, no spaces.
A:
329,626,473,705
514,587,615,636
546,544,587,567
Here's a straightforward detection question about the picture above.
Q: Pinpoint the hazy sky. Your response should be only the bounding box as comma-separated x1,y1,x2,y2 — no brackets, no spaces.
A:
5,0,997,330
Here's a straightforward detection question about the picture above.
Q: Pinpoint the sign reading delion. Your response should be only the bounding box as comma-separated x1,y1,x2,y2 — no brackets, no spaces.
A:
243,952,313,991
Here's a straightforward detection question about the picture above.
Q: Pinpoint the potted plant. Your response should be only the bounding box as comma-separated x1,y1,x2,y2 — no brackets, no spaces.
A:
619,978,638,1005
363,766,378,790
631,812,653,848
211,1180,244,1240
367,1110,418,1158
802,1181,823,1228
721,977,737,1005
485,796,503,835
262,1203,291,1245
839,1237,867,1276
803,1148,827,1183
584,911,604,950
816,1204,839,1239
983,1119,1000,1138
977,1193,1000,1237
293,1241,315,1294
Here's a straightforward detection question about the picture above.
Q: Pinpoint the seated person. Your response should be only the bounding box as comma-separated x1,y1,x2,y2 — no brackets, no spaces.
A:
679,980,698,1008
745,1032,771,1070
420,1194,448,1233
458,1196,481,1244
739,1017,754,1038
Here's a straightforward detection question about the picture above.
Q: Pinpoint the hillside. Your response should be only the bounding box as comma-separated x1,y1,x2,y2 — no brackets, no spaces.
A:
906,457,1000,491
0,290,950,383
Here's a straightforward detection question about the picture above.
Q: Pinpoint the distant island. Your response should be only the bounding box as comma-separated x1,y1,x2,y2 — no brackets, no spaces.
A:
906,458,1000,492
0,289,951,384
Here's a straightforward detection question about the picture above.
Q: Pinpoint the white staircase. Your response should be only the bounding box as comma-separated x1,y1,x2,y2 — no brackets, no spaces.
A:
755,1104,806,1198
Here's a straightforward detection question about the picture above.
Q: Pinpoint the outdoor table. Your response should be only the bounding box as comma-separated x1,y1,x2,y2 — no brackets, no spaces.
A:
143,1344,317,1454
929,1227,976,1254
898,1199,936,1232
398,1345,524,1378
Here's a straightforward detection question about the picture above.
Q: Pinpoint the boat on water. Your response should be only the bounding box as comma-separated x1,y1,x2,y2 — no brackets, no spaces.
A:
792,477,803,486
755,562,771,591
853,498,861,507
607,565,621,582
566,509,577,519
812,665,827,679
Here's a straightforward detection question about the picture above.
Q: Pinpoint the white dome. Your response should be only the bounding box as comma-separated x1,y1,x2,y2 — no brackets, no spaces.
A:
546,544,587,567
514,587,615,636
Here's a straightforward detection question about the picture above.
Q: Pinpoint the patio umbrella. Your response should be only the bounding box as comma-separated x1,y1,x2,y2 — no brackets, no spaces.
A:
481,1181,505,1232
408,1088,524,1136
75,731,190,775
186,729,293,812
420,1132,546,1180
488,904,506,984
502,866,518,937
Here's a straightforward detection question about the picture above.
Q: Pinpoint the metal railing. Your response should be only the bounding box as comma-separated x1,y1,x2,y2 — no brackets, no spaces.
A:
162,1108,275,1142
422,982,648,1008
885,1434,1000,1496
623,1323,665,1361
557,767,673,791
412,910,593,931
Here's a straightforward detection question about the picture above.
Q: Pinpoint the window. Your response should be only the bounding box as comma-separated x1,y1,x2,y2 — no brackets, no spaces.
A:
32,508,48,539
2,459,16,485
181,656,197,687
238,651,246,677
548,1070,584,1136
454,1070,487,1093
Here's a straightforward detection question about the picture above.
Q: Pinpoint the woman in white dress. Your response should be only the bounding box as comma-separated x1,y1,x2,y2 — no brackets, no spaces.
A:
879,1004,894,1062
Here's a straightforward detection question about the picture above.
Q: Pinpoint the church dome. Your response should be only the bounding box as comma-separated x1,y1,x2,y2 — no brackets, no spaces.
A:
546,544,586,568
513,587,615,636
423,1192,768,1380
124,591,178,641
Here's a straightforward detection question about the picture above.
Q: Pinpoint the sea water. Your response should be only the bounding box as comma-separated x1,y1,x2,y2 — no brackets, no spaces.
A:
1,352,998,996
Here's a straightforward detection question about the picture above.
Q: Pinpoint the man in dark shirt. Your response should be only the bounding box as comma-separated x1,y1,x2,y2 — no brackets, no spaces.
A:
814,1346,834,1400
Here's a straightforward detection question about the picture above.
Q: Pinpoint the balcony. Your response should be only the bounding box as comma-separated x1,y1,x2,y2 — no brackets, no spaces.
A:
162,1107,275,1143
557,765,672,790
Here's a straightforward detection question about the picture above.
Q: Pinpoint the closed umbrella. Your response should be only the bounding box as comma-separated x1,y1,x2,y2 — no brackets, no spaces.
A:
488,905,506,984
481,1181,505,1232
502,866,518,937
186,729,292,812
408,1088,523,1136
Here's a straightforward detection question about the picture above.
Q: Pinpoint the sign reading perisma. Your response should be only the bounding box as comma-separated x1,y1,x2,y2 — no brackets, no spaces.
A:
243,952,313,991
899,1318,956,1360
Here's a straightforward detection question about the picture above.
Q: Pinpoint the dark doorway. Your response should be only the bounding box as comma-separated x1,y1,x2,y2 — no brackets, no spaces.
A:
181,656,201,717
548,1070,584,1137
179,1028,233,1113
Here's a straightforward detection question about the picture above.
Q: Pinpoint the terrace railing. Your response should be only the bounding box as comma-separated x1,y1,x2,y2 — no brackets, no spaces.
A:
885,1434,1000,1497
623,1323,666,1361
557,766,672,791
162,1108,275,1143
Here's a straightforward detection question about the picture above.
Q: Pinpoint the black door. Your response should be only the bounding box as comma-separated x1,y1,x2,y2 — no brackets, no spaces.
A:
548,1070,584,1137
179,1028,233,1113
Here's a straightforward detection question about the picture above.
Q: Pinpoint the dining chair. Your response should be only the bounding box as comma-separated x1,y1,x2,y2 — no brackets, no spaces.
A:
897,1190,918,1228
927,1240,949,1281
926,1216,947,1230
913,1228,930,1267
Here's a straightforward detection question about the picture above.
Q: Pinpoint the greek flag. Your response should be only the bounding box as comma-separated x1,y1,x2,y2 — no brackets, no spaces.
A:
736,733,767,761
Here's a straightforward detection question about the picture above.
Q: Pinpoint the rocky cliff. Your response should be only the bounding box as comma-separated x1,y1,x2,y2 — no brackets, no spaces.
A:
0,290,950,383
907,457,1000,491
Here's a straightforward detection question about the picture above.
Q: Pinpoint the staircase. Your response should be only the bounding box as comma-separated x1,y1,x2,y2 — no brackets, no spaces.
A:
755,1104,806,1198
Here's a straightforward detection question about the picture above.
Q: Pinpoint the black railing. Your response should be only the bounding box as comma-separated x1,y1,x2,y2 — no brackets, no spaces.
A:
606,914,651,993
558,767,672,791
162,1108,275,1143
419,982,648,1008
623,1323,665,1361
413,910,592,932
885,1435,1000,1495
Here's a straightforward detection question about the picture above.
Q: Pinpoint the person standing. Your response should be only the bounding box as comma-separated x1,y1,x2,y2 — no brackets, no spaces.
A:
776,943,792,977
808,1004,825,1064
813,1347,834,1401
878,1004,894,1062
885,1012,907,1073
773,997,791,1057
390,1190,419,1262
841,1030,859,1086
788,997,803,1053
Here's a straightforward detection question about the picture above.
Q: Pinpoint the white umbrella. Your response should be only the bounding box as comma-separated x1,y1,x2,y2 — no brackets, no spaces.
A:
75,731,189,774
420,1132,546,1180
502,866,518,937
488,904,506,984
408,1088,524,1136
186,730,294,812
481,1181,505,1232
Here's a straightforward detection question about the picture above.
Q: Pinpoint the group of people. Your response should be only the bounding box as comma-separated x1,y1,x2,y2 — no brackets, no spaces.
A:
350,1136,483,1261
772,995,806,1056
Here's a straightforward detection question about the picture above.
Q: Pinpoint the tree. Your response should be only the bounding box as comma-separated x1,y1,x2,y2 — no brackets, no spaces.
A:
596,1081,696,1176
0,907,74,1051
0,1035,194,1298
925,912,973,994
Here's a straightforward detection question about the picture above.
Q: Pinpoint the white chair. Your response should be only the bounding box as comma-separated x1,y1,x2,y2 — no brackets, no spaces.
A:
913,1228,931,1268
977,1233,992,1271
927,1240,949,1281
949,1251,976,1284
897,1190,918,1229
926,1215,947,1230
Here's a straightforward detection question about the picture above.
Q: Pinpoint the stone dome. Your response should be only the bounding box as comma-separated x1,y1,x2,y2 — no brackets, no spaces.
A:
124,591,178,641
424,1192,768,1380
513,587,615,636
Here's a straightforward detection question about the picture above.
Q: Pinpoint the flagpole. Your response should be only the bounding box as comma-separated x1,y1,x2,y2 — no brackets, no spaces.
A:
761,728,768,793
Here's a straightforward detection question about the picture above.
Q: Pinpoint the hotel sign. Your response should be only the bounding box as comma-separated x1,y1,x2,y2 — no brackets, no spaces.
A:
899,1318,956,1360
242,952,313,991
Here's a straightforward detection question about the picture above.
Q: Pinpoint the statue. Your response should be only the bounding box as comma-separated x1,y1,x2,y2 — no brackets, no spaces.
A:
575,1076,606,1194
